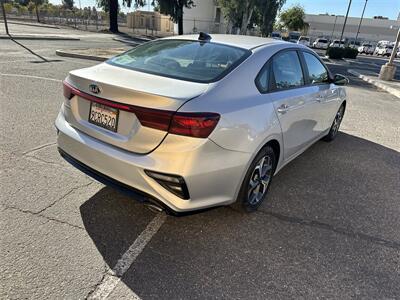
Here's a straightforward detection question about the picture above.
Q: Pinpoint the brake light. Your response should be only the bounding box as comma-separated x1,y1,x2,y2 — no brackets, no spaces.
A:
63,81,74,99
169,113,220,138
62,81,220,138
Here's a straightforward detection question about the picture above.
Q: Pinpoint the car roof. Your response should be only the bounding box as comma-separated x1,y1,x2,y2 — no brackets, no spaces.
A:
162,34,286,50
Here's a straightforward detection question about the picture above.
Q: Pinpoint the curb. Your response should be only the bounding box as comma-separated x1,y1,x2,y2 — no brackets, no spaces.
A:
55,50,107,61
0,35,80,41
112,37,140,46
0,20,60,29
348,69,400,99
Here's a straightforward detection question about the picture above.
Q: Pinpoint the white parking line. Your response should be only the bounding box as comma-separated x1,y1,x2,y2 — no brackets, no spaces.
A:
87,213,167,300
0,73,62,82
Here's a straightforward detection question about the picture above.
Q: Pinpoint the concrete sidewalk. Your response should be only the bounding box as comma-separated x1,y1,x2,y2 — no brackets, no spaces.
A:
348,69,400,99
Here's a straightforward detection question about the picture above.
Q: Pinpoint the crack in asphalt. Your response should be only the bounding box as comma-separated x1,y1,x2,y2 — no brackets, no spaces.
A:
21,142,57,156
257,209,400,250
2,181,94,230
35,181,94,215
2,204,84,230
24,154,66,169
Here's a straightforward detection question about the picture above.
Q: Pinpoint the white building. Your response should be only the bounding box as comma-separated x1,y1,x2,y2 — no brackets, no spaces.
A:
180,0,226,34
305,14,400,43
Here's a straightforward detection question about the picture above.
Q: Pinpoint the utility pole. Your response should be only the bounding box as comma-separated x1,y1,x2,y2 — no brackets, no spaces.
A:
330,15,338,41
1,0,9,35
340,0,352,43
355,0,368,44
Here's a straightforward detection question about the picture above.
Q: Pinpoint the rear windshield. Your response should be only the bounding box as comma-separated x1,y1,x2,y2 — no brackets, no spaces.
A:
319,39,328,43
107,40,250,83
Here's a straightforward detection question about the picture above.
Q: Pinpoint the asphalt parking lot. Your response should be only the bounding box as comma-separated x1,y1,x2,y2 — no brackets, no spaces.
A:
1,24,400,299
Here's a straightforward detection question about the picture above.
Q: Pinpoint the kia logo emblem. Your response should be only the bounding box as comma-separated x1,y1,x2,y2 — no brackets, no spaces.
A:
89,84,101,94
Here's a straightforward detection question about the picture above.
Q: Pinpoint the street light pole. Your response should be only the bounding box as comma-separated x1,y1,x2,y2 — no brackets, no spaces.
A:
355,0,368,43
340,0,352,43
1,0,9,36
330,15,338,41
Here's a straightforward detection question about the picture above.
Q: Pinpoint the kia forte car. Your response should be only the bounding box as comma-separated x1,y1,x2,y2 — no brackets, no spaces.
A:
56,33,348,213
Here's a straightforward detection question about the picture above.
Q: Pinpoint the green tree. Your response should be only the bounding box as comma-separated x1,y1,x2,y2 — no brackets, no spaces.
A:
279,4,306,31
256,0,285,36
218,0,285,35
62,0,74,10
152,0,194,35
96,0,145,33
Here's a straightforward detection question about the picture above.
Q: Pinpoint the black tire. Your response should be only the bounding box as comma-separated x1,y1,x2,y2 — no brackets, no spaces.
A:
232,146,276,213
323,104,345,142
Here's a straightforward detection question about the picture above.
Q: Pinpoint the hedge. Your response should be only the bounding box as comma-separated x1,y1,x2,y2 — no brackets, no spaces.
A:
326,47,358,59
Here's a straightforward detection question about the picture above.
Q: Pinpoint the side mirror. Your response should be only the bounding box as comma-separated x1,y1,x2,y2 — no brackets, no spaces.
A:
332,74,349,86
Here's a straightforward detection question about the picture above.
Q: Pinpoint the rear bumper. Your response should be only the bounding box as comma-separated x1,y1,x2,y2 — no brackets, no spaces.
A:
55,107,251,212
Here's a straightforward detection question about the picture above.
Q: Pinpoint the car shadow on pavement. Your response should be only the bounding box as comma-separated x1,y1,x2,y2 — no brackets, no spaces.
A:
79,132,400,298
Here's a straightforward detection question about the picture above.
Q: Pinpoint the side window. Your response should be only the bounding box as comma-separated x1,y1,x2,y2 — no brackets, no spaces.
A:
255,62,270,93
272,51,304,90
303,52,329,84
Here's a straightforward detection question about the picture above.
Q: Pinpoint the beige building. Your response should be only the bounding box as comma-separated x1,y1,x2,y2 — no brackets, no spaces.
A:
127,11,174,34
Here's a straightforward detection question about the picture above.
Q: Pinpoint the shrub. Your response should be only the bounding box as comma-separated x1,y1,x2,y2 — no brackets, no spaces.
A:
343,47,358,59
326,47,344,59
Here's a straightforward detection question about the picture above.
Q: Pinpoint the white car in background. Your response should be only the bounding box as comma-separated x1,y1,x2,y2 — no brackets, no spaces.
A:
358,43,375,55
375,44,393,57
312,38,329,49
330,40,345,48
56,33,348,213
297,36,311,47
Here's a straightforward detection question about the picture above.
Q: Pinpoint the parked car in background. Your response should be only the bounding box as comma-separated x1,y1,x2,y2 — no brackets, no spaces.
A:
271,32,282,40
56,34,348,213
375,44,393,56
312,38,329,49
329,40,345,48
358,43,375,55
297,36,311,47
348,41,361,49
288,31,301,43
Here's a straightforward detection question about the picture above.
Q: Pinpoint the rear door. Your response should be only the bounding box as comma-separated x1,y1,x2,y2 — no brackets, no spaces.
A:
268,50,323,160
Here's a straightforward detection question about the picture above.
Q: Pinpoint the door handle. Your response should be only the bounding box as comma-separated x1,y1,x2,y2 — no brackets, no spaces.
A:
277,104,290,114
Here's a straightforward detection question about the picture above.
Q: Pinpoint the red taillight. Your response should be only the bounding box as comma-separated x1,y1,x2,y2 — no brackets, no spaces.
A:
62,81,220,138
169,113,220,138
63,81,74,99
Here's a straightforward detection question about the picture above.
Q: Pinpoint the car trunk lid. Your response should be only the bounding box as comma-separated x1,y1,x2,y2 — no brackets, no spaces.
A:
63,63,209,154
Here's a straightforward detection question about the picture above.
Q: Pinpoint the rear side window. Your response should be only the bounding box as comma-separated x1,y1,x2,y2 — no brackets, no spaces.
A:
107,40,250,83
272,51,304,90
303,52,329,84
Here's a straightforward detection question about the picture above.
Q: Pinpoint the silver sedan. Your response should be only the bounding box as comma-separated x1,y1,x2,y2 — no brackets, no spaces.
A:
56,33,348,213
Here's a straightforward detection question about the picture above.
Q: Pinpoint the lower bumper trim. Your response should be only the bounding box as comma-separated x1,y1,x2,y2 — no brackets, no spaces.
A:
58,147,175,214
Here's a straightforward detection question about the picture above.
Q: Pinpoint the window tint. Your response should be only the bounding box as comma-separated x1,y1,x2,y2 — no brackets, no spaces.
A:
272,51,304,90
108,40,249,83
303,52,329,84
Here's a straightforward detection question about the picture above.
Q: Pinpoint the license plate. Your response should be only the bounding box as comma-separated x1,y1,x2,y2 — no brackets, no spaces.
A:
88,102,119,132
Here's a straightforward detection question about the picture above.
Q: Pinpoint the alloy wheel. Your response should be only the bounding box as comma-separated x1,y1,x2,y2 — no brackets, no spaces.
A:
247,155,273,205
332,106,344,136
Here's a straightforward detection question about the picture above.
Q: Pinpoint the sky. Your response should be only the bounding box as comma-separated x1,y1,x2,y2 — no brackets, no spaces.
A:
49,0,400,21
